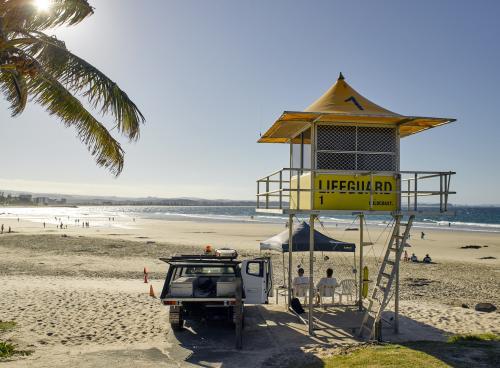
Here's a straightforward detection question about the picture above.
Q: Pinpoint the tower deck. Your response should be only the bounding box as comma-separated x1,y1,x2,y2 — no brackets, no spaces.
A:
256,168,455,216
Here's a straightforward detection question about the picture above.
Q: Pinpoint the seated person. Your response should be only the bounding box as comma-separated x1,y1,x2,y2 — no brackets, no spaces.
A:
410,253,418,262
423,254,432,263
292,268,309,297
315,268,337,304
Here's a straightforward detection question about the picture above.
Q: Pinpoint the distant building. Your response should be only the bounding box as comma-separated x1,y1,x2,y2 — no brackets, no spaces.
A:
34,197,49,205
18,194,33,203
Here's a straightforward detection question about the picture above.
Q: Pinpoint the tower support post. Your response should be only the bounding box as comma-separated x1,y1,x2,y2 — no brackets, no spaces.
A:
394,215,401,333
308,214,316,336
287,214,293,309
358,214,364,311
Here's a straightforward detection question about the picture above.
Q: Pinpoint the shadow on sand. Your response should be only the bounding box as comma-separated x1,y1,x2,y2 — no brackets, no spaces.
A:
169,304,485,367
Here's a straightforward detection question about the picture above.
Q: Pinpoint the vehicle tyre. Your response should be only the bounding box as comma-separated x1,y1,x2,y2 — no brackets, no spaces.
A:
169,306,184,331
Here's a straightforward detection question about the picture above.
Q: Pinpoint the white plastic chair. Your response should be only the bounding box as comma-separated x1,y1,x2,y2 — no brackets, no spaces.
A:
293,282,309,304
335,279,356,304
317,284,337,306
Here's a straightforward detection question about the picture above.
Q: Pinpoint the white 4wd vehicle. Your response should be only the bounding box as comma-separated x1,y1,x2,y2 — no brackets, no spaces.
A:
159,251,273,331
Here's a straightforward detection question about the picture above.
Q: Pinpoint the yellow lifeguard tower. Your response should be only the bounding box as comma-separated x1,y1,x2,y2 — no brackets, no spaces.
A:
256,73,456,338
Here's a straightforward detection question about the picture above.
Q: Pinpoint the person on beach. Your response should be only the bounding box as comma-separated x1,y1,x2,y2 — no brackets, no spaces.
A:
1,224,3,234
43,222,45,228
293,268,309,290
421,231,425,239
315,268,337,304
423,254,432,263
292,268,310,302
404,250,409,262
8,226,11,233
410,253,418,262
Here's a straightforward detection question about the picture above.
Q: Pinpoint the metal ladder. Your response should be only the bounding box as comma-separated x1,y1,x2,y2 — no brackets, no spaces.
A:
358,214,415,339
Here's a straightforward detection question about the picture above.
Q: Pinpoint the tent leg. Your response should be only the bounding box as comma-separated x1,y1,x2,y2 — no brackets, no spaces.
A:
308,214,315,336
282,252,286,287
287,214,293,309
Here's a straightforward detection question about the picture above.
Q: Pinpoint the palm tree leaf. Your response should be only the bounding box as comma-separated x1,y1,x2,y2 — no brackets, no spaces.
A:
0,67,27,115
19,31,145,140
27,68,125,175
0,0,93,31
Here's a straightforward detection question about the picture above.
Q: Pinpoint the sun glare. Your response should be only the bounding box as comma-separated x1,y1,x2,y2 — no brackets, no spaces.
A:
34,0,52,12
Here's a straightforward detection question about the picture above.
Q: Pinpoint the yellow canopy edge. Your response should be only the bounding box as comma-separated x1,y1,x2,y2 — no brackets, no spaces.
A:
258,74,455,143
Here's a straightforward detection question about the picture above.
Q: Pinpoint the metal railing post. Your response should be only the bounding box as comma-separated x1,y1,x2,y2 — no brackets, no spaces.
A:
279,170,283,210
256,181,260,209
414,173,418,211
297,169,301,210
407,179,410,211
439,174,443,212
445,173,451,212
265,176,270,209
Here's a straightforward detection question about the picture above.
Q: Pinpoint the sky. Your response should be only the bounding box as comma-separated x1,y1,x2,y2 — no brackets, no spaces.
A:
1,0,499,204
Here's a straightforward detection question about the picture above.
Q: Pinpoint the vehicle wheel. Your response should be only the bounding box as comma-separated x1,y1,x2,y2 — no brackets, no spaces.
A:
169,306,184,331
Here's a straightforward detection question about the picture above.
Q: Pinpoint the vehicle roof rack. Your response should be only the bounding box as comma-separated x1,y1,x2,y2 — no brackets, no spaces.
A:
160,254,238,263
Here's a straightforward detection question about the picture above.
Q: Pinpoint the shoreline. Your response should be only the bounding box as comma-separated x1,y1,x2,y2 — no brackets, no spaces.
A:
0,215,498,265
1,205,500,234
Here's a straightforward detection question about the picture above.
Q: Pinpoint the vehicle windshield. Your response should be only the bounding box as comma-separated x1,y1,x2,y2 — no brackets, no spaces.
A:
182,266,235,276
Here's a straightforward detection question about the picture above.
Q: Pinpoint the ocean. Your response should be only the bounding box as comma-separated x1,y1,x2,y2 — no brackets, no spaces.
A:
1,205,500,234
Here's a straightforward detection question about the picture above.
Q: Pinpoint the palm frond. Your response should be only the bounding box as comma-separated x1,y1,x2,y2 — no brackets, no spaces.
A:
1,0,93,31
0,1,145,176
0,67,28,115
19,31,145,140
27,67,125,175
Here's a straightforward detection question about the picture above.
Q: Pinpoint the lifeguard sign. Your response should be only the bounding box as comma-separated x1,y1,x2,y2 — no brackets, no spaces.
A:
257,73,455,213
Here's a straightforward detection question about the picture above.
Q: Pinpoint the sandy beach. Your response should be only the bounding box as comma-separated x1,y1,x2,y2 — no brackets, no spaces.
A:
0,215,499,367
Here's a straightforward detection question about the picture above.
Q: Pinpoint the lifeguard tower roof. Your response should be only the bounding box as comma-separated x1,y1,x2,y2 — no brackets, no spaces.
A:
258,73,456,143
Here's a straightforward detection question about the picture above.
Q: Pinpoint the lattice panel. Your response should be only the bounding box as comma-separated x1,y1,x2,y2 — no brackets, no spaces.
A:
317,125,356,151
357,154,396,171
357,127,396,152
317,152,356,170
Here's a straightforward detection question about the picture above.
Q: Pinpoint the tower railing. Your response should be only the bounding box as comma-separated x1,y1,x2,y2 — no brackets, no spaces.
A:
256,168,455,214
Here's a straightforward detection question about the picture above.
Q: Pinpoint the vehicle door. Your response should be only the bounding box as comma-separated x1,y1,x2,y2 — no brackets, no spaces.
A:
241,258,272,304
264,258,273,298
